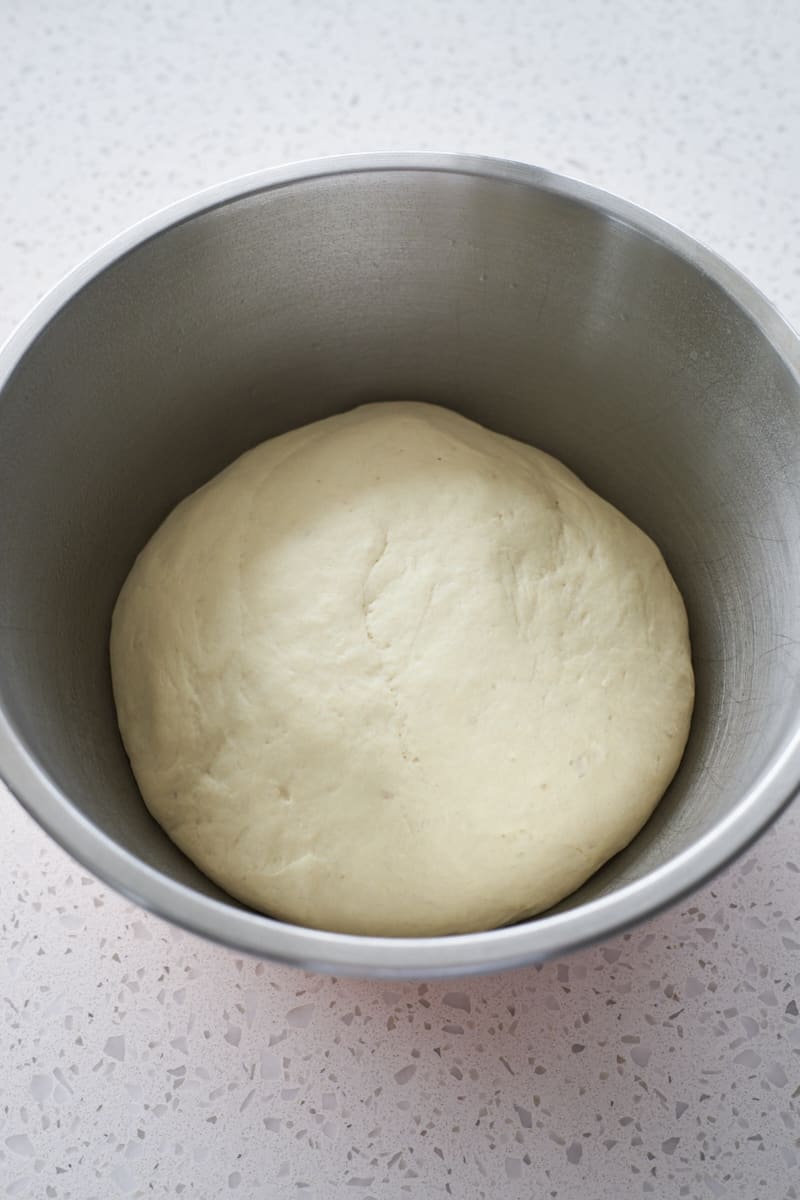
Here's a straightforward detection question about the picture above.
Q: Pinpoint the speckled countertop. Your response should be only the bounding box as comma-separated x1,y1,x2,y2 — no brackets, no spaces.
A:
2,3,800,1197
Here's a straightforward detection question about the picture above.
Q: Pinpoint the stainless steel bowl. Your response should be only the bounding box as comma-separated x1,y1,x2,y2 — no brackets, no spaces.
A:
1,153,799,978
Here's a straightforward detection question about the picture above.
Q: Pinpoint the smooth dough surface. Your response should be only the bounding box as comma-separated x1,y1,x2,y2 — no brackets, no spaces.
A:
111,402,694,937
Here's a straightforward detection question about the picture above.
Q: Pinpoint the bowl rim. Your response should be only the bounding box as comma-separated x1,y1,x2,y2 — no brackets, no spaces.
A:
2,150,800,978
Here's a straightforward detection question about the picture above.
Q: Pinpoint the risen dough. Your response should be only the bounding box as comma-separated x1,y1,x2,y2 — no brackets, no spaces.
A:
111,402,693,937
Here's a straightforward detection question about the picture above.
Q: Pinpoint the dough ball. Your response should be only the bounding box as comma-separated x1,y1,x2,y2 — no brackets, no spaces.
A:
111,402,693,937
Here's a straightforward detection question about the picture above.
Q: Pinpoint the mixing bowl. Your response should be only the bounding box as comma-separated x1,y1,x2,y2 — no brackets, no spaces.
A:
1,153,799,977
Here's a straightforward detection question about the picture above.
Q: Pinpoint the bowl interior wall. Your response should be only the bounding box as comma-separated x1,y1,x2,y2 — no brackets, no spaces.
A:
2,168,800,917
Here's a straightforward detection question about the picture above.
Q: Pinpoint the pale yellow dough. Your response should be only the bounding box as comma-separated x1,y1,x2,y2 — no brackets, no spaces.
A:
111,402,694,937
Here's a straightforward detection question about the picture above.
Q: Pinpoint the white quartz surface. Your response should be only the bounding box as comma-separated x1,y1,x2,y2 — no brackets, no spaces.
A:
2,2,800,1197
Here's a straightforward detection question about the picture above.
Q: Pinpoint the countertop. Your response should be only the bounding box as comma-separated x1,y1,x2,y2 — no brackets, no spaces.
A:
2,2,800,1197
